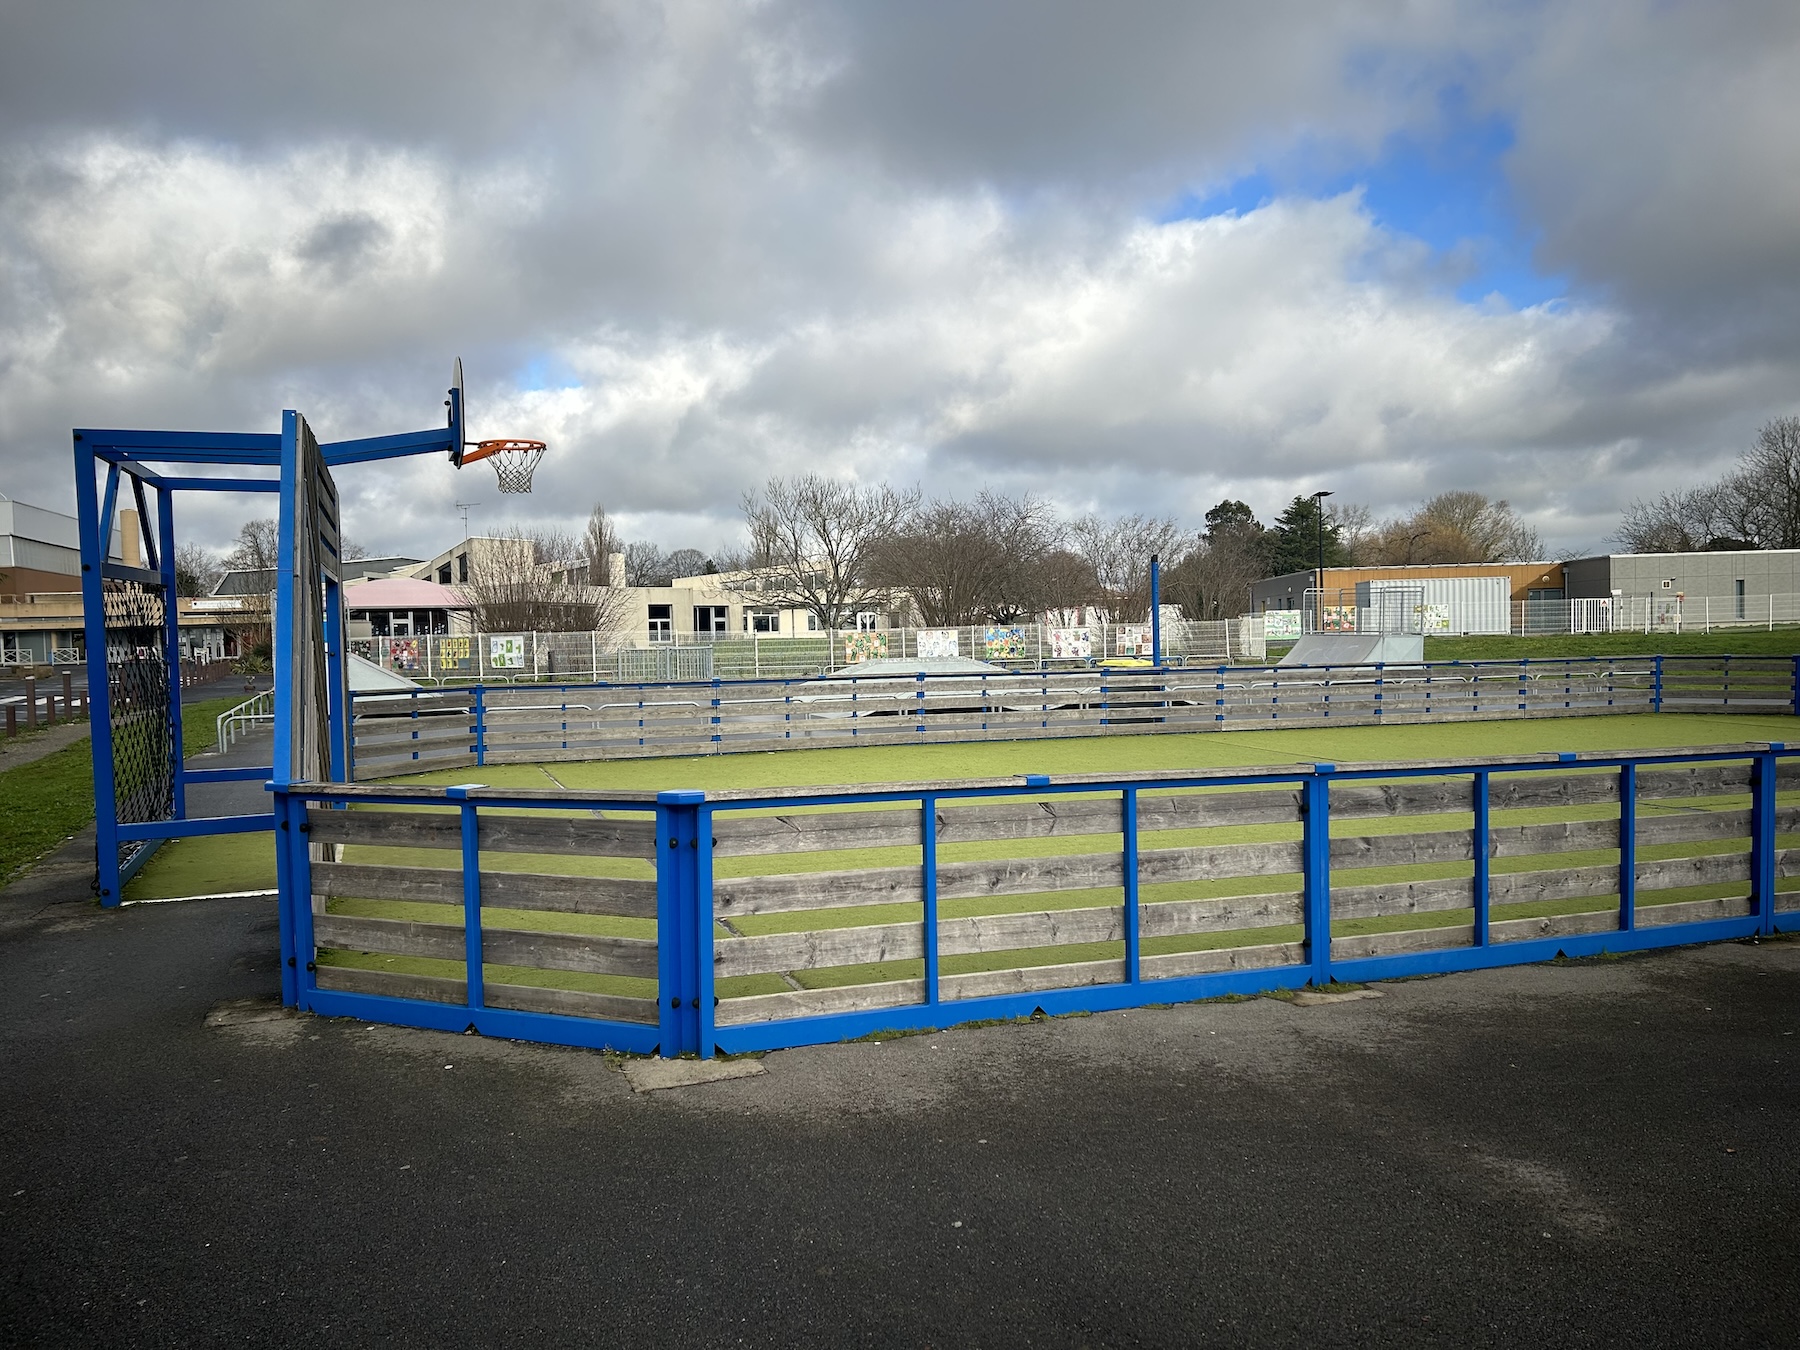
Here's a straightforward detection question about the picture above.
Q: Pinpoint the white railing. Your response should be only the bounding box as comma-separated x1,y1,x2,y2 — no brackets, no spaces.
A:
216,689,274,754
1258,592,1800,641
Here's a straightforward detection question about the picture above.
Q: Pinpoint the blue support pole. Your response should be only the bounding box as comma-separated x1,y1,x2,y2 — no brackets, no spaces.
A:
73,437,124,905
1303,767,1333,987
323,577,349,783
1150,554,1162,668
1752,749,1779,937
1653,654,1664,714
1472,771,1490,947
446,787,484,1011
922,793,940,1004
1122,787,1142,982
273,788,299,1006
655,790,705,1058
696,804,717,1059
156,483,188,819
473,684,487,766
1618,763,1637,932
271,411,300,786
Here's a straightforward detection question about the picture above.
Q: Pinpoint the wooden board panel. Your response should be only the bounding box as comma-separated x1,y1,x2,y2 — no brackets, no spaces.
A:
1331,875,1472,921
314,912,657,978
1139,941,1305,979
715,979,924,1026
715,921,923,977
1142,892,1306,936
1636,895,1753,927
303,806,654,858
313,862,656,917
1489,909,1621,943
315,964,466,1005
1331,925,1473,960
482,983,659,1025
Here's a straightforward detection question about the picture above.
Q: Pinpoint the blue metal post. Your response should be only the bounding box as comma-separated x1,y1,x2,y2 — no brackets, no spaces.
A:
655,790,705,1058
73,439,124,904
273,788,299,1005
1472,771,1490,947
155,483,188,819
1122,788,1142,982
1150,555,1162,668
272,411,300,786
1618,763,1636,932
1752,749,1779,937
473,684,487,766
323,576,349,783
446,787,484,1010
1303,767,1333,987
1652,654,1664,714
921,794,940,1004
696,804,717,1059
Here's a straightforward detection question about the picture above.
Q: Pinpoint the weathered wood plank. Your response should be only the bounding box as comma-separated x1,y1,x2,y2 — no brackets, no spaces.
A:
482,984,659,1025
1636,896,1754,927
314,861,460,903
941,958,1124,1001
1142,893,1306,936
313,912,657,978
1489,909,1621,943
1491,864,1617,906
715,979,924,1026
304,806,655,858
480,928,659,979
1330,925,1473,960
1331,875,1472,921
314,964,466,1005
714,922,923,977
1139,941,1306,979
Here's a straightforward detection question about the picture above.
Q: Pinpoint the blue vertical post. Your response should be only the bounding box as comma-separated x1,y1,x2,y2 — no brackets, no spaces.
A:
1752,749,1779,937
323,577,348,783
73,438,123,905
1472,771,1490,947
1149,555,1162,668
1303,767,1333,987
272,411,300,786
655,790,705,1058
446,787,484,1011
1618,763,1636,933
473,684,487,766
1791,657,1799,718
696,804,717,1059
273,787,299,1005
155,483,188,820
921,794,940,1004
1652,654,1664,714
1122,787,1141,982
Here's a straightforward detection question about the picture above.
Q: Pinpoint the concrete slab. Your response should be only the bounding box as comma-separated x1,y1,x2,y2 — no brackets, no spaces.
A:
622,1056,767,1093
1290,987,1384,1006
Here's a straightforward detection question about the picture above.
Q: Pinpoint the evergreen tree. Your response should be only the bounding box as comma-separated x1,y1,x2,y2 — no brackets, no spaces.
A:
1264,495,1347,576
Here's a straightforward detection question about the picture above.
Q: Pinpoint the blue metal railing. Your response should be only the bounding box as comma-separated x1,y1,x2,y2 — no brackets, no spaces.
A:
275,740,1798,1060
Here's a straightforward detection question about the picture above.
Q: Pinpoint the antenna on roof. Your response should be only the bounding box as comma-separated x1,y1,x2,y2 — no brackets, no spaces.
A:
454,502,480,535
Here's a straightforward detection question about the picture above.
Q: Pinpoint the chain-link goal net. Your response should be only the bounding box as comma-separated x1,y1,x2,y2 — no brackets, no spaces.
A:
103,578,174,871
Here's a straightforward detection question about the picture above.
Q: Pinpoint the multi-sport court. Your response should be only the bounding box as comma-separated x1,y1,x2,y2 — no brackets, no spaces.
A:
68,370,1800,1060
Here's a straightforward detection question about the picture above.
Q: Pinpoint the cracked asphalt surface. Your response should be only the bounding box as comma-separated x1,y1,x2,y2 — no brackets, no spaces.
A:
2,876,1797,1348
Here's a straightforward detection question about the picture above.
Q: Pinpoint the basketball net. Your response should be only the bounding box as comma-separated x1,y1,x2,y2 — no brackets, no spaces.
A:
461,439,545,493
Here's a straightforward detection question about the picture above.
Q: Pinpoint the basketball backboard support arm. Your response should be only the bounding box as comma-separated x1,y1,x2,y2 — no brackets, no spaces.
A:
73,362,479,908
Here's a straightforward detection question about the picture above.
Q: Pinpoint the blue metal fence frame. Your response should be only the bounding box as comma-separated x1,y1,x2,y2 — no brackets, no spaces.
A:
277,742,1795,1059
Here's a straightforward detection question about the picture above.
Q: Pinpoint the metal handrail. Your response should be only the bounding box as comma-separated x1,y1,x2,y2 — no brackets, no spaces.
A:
215,689,274,754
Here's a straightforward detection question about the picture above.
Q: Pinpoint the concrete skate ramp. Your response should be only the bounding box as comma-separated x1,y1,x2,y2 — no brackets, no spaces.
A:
1278,633,1424,666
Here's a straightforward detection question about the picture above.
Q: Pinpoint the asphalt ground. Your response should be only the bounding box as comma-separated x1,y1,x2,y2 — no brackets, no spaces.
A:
2,874,1797,1348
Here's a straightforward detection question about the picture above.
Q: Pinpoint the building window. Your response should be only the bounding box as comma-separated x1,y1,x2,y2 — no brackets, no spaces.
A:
438,564,452,584
693,605,729,635
457,553,469,583
647,603,673,643
854,611,881,631
1736,579,1746,620
806,612,821,632
745,607,780,634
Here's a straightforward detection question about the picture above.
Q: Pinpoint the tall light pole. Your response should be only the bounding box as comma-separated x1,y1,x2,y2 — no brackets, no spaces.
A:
1311,489,1333,628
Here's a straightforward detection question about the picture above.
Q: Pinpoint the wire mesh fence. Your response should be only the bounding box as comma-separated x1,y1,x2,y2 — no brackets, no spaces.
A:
102,579,173,871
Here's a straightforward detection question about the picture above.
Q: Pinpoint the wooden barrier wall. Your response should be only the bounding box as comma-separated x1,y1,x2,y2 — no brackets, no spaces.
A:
349,656,1796,779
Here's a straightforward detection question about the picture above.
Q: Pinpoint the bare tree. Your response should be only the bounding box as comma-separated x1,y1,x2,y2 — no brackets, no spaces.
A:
582,503,622,585
623,540,670,587
1363,492,1543,564
1615,487,1730,553
665,548,714,580
875,490,1057,625
461,527,631,633
1717,416,1800,549
735,475,920,628
174,542,223,598
225,519,280,573
1068,513,1186,617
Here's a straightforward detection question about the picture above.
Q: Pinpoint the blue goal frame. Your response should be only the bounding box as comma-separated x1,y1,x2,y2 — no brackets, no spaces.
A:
73,376,467,904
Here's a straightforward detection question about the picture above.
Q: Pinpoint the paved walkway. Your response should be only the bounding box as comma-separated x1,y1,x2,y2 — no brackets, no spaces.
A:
1,845,1796,1346
0,718,90,772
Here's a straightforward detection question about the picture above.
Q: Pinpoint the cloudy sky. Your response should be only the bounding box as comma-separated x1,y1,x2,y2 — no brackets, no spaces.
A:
3,1,1798,561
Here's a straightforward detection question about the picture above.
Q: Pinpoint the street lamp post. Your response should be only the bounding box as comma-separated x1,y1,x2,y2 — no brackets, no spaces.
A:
1311,489,1333,631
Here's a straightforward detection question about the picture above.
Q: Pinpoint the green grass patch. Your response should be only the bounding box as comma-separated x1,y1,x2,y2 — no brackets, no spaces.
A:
0,739,97,883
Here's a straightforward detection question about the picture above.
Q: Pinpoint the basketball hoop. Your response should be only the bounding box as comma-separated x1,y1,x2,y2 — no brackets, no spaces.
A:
459,438,546,493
